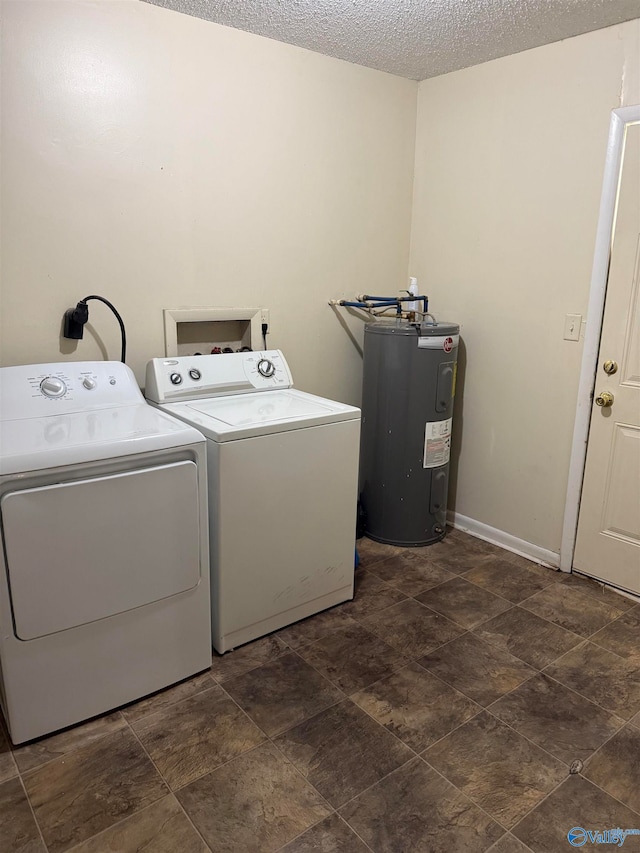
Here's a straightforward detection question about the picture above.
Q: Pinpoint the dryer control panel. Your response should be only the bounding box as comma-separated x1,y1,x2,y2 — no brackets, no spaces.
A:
0,361,144,420
145,350,293,403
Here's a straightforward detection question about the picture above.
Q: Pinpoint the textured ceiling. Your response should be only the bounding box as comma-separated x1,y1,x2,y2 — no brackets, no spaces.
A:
141,0,640,80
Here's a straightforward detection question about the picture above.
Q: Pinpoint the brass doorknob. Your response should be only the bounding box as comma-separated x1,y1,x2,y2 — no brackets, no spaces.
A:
595,391,614,407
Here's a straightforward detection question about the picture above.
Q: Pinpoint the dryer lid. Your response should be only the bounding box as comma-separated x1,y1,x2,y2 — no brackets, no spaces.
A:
0,405,204,476
0,361,205,475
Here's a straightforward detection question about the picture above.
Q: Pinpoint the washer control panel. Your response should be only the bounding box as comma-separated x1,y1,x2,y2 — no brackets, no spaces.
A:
145,350,293,403
0,361,144,420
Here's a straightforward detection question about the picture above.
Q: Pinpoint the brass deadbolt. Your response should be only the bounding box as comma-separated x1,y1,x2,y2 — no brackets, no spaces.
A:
595,391,614,408
603,360,618,375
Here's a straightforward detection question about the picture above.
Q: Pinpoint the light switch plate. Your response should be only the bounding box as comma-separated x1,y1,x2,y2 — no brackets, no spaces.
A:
564,313,582,341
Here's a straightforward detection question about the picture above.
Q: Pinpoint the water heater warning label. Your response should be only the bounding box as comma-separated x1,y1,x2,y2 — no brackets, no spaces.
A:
424,418,452,468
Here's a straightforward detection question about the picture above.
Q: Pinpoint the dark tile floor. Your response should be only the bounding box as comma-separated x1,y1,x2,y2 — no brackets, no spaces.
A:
2,529,640,853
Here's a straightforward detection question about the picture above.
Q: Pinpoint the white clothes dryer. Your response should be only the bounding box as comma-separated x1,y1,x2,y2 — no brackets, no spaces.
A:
0,361,211,744
145,351,360,653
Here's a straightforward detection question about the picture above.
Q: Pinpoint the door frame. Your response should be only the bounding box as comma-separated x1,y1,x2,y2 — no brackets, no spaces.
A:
561,104,640,573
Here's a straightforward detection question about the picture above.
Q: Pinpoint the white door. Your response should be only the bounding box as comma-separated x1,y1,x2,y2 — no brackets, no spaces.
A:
573,121,640,596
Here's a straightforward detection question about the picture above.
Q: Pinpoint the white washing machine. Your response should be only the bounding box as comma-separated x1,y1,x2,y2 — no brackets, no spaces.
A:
0,361,211,744
145,351,361,653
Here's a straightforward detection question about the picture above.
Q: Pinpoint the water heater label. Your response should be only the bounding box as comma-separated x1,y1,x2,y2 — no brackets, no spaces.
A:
417,334,460,350
424,418,452,468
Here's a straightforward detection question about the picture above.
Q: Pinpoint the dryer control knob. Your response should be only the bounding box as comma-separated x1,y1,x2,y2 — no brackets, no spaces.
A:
82,377,96,390
40,376,67,398
257,358,275,378
170,372,183,385
189,368,202,381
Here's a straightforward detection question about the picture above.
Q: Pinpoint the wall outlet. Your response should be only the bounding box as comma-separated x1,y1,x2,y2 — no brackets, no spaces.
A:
260,308,270,325
564,313,582,341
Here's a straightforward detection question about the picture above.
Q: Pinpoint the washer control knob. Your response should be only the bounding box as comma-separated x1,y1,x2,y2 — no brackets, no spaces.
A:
257,358,275,378
189,368,202,381
82,377,96,390
40,376,67,398
170,372,183,385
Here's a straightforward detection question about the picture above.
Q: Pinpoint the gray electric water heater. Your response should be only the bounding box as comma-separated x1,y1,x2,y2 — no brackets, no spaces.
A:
359,320,460,546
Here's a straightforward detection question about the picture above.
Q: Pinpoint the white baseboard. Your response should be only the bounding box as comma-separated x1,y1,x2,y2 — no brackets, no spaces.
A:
447,511,562,570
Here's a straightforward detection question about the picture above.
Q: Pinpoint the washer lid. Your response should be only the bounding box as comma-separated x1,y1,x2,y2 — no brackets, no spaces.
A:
0,404,205,476
159,389,360,441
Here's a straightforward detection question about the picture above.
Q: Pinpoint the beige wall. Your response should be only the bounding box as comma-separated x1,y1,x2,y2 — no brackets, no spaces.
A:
409,21,640,555
0,0,417,401
3,1,639,558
